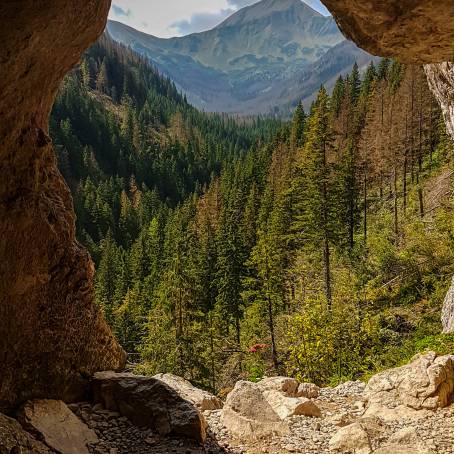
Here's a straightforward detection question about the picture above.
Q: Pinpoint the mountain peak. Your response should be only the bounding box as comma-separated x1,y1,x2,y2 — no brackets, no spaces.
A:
217,0,324,29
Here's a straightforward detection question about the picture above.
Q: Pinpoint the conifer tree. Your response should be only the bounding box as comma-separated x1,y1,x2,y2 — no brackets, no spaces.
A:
291,86,339,308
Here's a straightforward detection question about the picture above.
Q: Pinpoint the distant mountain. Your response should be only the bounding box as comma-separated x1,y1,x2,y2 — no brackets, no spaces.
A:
107,0,377,115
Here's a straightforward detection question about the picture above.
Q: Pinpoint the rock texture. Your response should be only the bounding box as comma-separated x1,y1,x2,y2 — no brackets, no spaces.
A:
0,0,125,413
220,377,321,440
91,371,207,442
321,0,454,64
221,380,289,440
365,352,454,411
436,263,454,333
0,412,51,453
153,373,222,411
17,399,98,454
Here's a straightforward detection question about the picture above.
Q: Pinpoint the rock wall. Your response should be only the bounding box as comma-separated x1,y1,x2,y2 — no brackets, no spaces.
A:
0,0,125,413
440,276,454,333
321,0,454,64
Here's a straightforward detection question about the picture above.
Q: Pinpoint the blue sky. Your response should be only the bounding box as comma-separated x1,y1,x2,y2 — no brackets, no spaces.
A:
108,0,331,38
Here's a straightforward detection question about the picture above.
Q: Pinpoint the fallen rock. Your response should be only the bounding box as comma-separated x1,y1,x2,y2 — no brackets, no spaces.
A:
153,373,222,411
220,380,289,439
257,376,299,396
0,412,51,453
92,371,207,442
296,382,320,399
17,399,98,454
374,427,434,454
261,390,321,419
328,411,357,428
329,422,371,453
365,352,454,411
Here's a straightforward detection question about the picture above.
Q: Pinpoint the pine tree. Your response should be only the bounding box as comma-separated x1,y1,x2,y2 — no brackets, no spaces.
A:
291,86,340,308
290,102,306,151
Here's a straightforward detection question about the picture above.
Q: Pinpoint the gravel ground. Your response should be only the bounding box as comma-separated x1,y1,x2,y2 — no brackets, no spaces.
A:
71,382,454,454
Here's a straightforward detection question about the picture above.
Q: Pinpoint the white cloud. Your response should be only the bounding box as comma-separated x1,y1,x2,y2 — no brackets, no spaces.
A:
109,0,232,37
109,0,331,37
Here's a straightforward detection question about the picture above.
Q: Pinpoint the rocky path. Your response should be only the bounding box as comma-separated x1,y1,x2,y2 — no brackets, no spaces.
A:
4,352,453,454
72,378,454,454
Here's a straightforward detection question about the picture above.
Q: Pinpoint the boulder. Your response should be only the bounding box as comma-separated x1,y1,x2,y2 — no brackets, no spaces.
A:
261,390,321,419
257,376,299,396
220,377,321,440
365,352,454,411
296,382,320,399
16,399,98,454
329,422,371,454
153,373,222,411
256,376,321,417
92,371,207,442
0,412,51,453
220,380,289,439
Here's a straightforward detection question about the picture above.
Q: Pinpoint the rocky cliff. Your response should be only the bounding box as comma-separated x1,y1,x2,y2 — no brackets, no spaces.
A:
425,63,454,140
0,0,125,413
321,0,454,64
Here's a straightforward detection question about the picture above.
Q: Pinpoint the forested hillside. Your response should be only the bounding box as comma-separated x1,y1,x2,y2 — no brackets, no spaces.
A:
51,34,454,394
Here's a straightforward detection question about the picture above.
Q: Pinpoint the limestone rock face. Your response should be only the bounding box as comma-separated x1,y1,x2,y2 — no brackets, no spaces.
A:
436,274,454,333
221,377,321,439
365,352,454,411
0,1,125,413
321,0,454,64
17,399,98,454
221,380,289,439
0,412,51,453
92,371,207,442
153,373,222,411
425,63,454,141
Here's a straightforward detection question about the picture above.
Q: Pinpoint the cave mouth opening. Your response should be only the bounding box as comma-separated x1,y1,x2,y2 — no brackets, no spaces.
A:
1,0,454,414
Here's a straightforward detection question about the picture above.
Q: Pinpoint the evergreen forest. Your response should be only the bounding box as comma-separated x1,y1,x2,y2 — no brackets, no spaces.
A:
50,34,454,394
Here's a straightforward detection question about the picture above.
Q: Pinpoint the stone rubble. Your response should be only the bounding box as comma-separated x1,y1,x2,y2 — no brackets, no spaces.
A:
2,352,454,454
68,386,454,454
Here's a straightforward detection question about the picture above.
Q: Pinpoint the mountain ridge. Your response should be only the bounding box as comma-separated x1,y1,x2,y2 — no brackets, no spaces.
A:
107,0,376,114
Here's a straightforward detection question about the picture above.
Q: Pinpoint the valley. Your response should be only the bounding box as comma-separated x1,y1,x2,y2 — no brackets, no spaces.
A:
107,0,377,115
2,1,454,453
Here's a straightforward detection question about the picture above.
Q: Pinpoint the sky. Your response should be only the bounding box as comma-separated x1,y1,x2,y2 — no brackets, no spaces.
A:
108,0,331,38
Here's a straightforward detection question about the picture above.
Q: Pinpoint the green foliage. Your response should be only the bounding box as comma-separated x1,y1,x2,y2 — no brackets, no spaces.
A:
52,35,454,394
